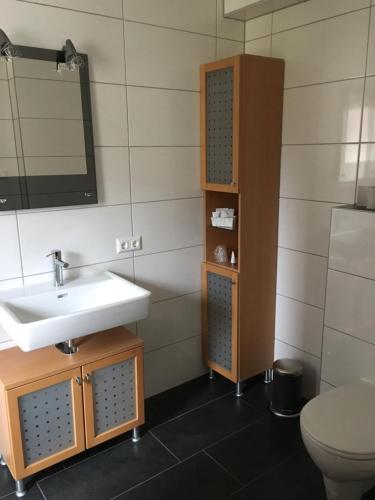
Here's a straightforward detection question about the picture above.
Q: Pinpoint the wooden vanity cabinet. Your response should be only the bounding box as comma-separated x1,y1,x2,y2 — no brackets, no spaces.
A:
0,327,144,481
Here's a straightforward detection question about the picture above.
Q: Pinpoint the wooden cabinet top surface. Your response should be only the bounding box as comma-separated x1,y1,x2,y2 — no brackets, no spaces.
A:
0,327,143,390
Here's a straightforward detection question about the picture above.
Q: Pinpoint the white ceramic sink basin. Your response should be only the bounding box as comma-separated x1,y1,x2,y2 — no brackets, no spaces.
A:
0,271,151,352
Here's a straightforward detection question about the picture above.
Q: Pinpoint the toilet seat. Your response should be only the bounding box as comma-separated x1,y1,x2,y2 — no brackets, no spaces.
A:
301,381,375,460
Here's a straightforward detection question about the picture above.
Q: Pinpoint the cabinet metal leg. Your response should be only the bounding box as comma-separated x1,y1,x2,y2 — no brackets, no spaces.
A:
208,369,214,380
0,455,6,466
235,381,243,397
15,480,26,498
264,368,273,384
132,427,141,443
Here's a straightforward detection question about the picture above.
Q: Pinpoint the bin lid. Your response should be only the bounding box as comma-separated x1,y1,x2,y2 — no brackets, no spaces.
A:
273,359,303,376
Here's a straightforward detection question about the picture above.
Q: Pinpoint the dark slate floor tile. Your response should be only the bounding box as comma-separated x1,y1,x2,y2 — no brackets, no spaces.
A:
228,449,326,500
0,464,16,498
240,375,272,414
38,434,177,500
363,486,375,499
208,414,303,483
118,452,240,500
1,484,44,500
152,395,262,460
148,373,234,426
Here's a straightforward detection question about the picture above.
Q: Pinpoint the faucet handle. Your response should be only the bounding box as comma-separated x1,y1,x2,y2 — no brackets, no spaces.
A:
46,249,61,259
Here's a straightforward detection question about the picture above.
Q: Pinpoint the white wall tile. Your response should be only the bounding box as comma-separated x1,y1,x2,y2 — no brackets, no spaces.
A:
358,143,375,187
0,81,12,119
326,269,375,345
127,87,199,146
17,205,132,276
361,76,375,142
144,335,206,397
274,339,321,399
20,0,123,17
0,216,22,281
2,0,125,84
132,198,203,256
138,292,201,353
322,327,375,387
367,8,375,75
273,0,370,33
0,121,17,157
277,248,327,308
130,147,201,203
282,79,364,144
276,294,324,357
217,0,244,42
217,39,244,59
124,22,215,91
280,145,358,204
272,10,368,88
245,14,272,41
329,207,375,280
134,246,202,303
123,0,217,36
278,199,334,257
94,147,131,205
245,37,271,56
90,83,128,147
320,380,335,394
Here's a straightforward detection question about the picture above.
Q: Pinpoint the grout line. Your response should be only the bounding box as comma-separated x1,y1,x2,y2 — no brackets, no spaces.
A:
124,18,243,43
36,482,47,500
276,292,324,311
152,290,202,306
144,334,202,356
279,195,351,205
203,450,244,486
16,0,124,20
284,75,366,91
327,266,375,283
277,245,328,259
224,449,304,499
127,83,200,94
108,450,204,500
322,323,375,349
282,142,363,146
320,379,336,388
148,431,182,462
150,391,233,431
275,338,321,361
245,33,271,44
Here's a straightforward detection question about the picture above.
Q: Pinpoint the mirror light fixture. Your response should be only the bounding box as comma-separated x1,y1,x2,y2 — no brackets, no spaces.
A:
0,29,20,60
58,39,84,71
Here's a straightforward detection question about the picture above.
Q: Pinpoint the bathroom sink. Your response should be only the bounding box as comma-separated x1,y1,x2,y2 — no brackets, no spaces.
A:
0,272,151,352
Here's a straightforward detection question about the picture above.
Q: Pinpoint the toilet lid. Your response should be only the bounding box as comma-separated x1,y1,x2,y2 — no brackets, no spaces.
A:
301,381,375,459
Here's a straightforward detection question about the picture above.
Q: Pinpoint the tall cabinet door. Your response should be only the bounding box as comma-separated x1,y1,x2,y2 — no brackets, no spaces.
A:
82,348,144,448
6,368,85,479
202,263,238,382
201,57,240,193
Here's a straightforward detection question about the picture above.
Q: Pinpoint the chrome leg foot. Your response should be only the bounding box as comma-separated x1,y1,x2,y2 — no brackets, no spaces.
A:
264,368,273,384
235,381,243,397
15,480,26,498
208,369,214,380
132,427,141,443
0,455,6,466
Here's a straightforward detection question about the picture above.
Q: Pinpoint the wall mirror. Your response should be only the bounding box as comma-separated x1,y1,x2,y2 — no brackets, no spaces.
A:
0,45,97,211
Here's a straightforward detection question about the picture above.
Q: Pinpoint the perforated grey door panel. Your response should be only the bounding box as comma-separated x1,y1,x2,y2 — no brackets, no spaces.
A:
19,381,74,466
92,357,136,436
206,67,233,185
207,271,233,371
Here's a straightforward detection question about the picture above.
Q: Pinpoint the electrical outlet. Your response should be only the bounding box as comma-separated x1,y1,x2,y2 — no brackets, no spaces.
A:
116,236,142,254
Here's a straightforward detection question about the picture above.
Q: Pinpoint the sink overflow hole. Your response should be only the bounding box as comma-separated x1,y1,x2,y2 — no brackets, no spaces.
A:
57,293,68,299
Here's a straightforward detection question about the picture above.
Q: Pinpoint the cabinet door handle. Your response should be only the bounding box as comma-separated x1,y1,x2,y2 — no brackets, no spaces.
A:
83,373,92,383
76,376,83,386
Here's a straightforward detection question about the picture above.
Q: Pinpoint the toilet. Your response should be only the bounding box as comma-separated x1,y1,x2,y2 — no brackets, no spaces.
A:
300,381,375,500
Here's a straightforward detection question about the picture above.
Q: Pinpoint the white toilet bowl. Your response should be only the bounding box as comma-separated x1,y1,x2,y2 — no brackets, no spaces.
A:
300,381,375,500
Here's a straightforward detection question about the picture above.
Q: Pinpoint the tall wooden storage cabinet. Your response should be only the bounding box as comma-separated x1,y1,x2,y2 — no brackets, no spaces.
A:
201,54,284,385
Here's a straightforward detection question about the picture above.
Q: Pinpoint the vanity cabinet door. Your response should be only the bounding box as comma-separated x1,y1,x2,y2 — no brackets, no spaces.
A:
202,263,238,382
201,58,239,193
5,368,85,479
82,348,144,448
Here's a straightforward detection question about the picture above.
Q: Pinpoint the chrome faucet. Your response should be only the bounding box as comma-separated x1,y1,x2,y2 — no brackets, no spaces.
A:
46,250,69,287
